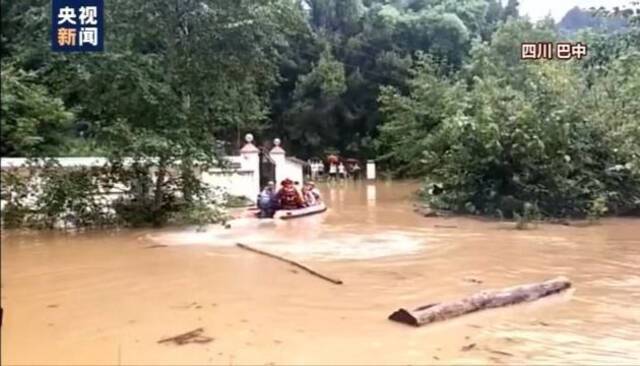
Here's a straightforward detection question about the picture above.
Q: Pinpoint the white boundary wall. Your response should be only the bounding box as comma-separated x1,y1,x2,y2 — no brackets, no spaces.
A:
0,137,304,206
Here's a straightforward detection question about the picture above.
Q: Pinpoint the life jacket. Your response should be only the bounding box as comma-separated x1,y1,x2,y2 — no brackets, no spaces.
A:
280,187,301,209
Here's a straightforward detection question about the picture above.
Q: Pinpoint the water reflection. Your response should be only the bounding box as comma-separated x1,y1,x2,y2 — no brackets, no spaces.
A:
367,183,376,205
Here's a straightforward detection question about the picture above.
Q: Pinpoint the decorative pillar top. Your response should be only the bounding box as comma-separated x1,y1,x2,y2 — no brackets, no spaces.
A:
270,138,285,154
240,133,259,153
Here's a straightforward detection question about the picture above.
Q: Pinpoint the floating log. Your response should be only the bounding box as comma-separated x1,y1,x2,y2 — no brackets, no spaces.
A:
389,276,571,326
236,243,343,285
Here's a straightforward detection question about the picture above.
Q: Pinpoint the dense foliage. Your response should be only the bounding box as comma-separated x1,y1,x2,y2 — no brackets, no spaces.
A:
378,17,640,218
1,65,74,157
1,0,303,227
2,0,639,225
270,0,512,158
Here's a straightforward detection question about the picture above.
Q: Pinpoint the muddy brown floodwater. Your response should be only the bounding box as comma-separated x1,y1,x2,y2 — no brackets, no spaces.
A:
2,180,639,365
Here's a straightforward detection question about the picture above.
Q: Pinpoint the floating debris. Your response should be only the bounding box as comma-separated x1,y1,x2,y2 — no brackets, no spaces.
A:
461,343,477,351
463,277,484,284
158,328,214,345
486,348,514,357
236,243,343,285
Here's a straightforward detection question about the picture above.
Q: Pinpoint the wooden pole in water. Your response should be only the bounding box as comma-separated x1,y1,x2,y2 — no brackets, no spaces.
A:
236,243,343,285
388,277,571,327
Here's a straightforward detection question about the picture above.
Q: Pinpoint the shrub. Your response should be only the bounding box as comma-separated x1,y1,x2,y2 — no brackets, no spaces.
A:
1,159,229,229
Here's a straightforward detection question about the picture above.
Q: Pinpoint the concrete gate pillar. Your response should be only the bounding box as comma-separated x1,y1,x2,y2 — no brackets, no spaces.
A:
240,133,260,201
366,159,376,180
270,138,286,185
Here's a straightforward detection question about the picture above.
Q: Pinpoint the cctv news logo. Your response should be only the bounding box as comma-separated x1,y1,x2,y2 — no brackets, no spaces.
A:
521,42,587,61
51,0,104,52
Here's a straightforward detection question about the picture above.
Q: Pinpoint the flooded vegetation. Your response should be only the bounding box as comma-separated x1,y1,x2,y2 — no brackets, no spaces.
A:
2,181,639,364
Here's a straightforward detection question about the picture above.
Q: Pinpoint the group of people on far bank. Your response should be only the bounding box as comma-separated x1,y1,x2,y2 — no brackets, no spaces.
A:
257,179,321,218
309,158,361,181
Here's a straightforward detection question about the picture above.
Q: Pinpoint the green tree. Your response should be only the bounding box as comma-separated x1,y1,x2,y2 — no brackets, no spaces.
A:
377,55,466,176
378,18,640,218
269,0,492,160
502,0,519,21
1,0,305,227
1,64,74,157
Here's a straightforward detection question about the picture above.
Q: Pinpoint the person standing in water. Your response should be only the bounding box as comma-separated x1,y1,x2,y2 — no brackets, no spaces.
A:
351,161,361,180
338,162,346,180
329,162,338,181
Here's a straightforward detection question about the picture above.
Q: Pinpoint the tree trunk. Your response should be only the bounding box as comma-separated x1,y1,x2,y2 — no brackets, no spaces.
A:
153,164,167,211
181,159,195,203
388,277,571,327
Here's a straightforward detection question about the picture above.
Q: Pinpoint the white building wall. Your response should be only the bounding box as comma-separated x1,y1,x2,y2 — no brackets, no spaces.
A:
284,159,304,184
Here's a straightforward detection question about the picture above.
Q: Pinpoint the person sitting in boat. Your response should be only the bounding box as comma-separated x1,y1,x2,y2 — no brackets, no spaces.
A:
301,183,317,207
294,181,309,206
307,181,321,203
277,179,304,210
257,181,276,218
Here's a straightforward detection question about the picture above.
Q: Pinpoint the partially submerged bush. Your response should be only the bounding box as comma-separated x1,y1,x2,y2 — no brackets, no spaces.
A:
1,169,34,228
1,160,113,229
514,202,542,230
1,159,229,229
168,202,229,227
224,194,254,208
